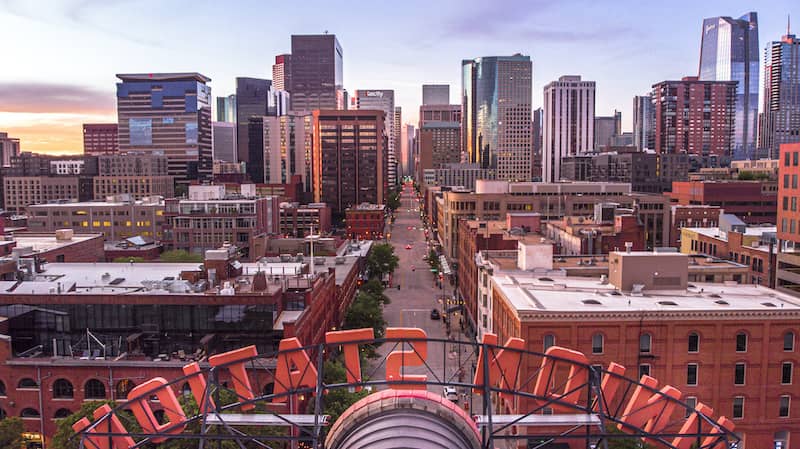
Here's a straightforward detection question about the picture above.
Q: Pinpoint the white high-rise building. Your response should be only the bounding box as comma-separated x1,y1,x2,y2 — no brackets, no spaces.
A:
353,90,397,187
543,75,595,182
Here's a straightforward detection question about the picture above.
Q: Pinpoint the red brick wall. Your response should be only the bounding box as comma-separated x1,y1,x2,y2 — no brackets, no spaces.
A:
778,143,800,243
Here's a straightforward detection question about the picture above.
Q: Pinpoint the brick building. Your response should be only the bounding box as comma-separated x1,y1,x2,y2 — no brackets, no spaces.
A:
26,197,165,240
775,143,800,296
82,123,119,155
669,180,778,225
163,185,279,261
670,204,722,248
345,203,385,240
92,154,174,200
486,248,800,449
0,246,364,444
2,176,83,213
279,202,332,237
0,231,105,263
652,76,736,158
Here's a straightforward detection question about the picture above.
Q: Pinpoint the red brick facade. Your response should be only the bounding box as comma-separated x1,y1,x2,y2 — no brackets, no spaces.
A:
345,206,385,240
669,181,777,225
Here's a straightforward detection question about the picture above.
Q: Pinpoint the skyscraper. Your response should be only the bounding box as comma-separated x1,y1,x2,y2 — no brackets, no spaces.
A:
542,76,595,182
216,95,236,123
354,90,396,187
290,34,343,113
82,124,119,156
272,54,293,91
0,132,20,167
236,77,275,181
594,110,621,150
312,110,386,213
532,108,543,180
394,107,402,185
418,104,462,180
116,73,213,183
422,84,450,105
652,77,736,157
759,32,800,158
247,114,312,189
633,95,655,151
462,55,532,181
698,12,759,160
212,122,237,163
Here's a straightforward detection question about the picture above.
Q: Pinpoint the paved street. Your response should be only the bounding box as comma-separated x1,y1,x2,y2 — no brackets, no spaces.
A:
372,184,475,404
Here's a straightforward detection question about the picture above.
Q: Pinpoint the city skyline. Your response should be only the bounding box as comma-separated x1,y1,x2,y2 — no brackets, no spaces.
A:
1,0,799,154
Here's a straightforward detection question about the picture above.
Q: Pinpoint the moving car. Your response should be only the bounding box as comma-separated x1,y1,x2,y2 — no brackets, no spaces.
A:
443,386,458,402
430,309,440,320
405,244,412,250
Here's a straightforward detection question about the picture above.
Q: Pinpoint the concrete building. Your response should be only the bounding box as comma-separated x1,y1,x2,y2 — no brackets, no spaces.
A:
418,104,462,181
484,247,800,449
3,177,81,213
435,180,670,260
422,84,450,105
532,108,543,180
353,90,397,187
212,121,237,162
422,163,495,190
26,197,165,240
652,77,736,158
680,215,776,287
462,55,532,181
312,110,386,214
394,107,401,185
345,203,385,240
633,95,654,151
289,34,344,112
279,202,332,237
93,154,174,200
116,73,213,183
49,159,84,175
594,110,621,150
246,114,313,193
669,180,777,225
0,231,105,263
699,12,759,160
760,32,800,158
163,185,279,260
82,124,118,156
215,94,236,123
0,132,20,167
544,212,646,256
543,75,596,182
272,54,292,92
236,77,275,180
405,124,416,178
560,151,689,193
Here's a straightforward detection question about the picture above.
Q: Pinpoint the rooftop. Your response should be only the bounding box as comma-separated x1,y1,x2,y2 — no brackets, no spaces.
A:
347,203,386,211
2,233,102,254
29,198,164,208
116,73,211,83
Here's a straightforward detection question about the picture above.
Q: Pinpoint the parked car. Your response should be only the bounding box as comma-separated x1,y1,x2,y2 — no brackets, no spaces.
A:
443,386,458,402
430,309,441,320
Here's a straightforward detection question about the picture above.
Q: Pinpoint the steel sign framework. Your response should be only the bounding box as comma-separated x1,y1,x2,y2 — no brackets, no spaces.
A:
76,332,739,449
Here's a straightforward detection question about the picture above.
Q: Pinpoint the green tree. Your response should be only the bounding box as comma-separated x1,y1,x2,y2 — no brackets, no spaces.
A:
737,170,770,181
361,278,390,305
160,249,203,263
0,417,24,449
112,256,146,263
344,291,386,340
427,249,441,271
317,359,370,425
385,190,401,211
366,243,399,280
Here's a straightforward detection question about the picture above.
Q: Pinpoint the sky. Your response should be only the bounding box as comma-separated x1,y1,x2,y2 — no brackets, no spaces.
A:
1,0,798,154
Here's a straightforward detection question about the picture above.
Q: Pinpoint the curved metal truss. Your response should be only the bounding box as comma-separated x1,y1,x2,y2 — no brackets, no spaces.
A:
77,335,739,449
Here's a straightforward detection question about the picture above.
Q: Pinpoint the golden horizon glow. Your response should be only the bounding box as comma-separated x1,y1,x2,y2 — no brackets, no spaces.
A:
2,111,115,155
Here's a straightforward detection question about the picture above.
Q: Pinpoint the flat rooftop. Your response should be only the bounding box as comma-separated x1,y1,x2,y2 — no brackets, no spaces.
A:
29,200,163,207
492,273,800,315
117,73,211,83
9,233,102,254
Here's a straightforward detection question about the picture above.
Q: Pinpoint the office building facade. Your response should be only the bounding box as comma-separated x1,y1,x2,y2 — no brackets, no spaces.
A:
236,77,274,178
215,94,236,123
212,121,237,163
422,84,450,105
543,76,596,182
116,73,213,183
652,77,736,158
462,55,532,181
699,12,759,160
82,124,119,156
273,54,293,92
594,110,621,150
290,34,344,112
354,90,397,187
247,114,312,191
0,132,20,167
633,95,655,150
760,33,800,159
312,110,386,213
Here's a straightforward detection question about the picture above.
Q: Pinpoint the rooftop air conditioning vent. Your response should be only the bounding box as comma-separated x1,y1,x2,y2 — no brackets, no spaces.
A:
709,293,722,298
714,300,729,305
539,277,554,282
761,302,777,308
582,299,602,305
658,301,678,306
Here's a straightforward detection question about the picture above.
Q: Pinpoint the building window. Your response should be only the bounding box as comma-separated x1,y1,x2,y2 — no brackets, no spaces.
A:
84,379,106,399
687,363,698,386
779,395,790,417
53,379,74,399
782,362,793,385
543,334,555,351
785,332,795,351
638,364,651,379
116,379,136,400
733,396,744,419
17,378,38,389
20,408,40,419
592,333,604,354
688,332,699,353
736,332,747,352
129,118,153,146
685,396,697,418
734,363,746,385
185,122,199,145
54,408,72,419
640,333,652,353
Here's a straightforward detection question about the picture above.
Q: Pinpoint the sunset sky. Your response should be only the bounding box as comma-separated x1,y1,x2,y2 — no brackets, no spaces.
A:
1,0,798,154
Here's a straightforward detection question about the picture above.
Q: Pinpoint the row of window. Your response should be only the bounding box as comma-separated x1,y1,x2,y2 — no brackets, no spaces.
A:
575,330,796,355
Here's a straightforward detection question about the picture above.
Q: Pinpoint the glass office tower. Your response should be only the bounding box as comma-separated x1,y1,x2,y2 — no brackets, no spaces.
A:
698,12,759,160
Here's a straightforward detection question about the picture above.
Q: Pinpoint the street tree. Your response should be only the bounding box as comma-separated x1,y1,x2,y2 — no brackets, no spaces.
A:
0,417,24,449
366,243,399,280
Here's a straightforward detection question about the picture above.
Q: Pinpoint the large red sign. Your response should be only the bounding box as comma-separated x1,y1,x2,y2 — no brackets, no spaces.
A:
75,328,734,449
